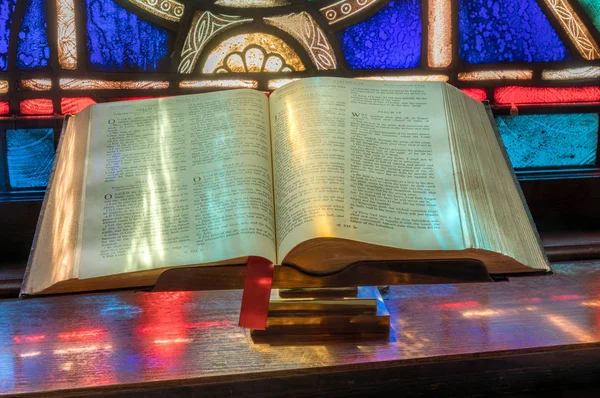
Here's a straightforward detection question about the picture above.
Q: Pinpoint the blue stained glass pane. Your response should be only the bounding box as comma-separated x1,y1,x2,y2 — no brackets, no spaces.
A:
6,128,54,188
497,114,599,169
86,0,172,72
459,0,570,64
0,0,16,71
339,0,421,69
17,0,50,69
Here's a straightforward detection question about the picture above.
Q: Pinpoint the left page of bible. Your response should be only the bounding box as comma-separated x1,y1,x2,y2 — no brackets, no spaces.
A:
77,90,276,279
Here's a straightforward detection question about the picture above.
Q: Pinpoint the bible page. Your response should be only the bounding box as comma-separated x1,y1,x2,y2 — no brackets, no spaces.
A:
77,90,276,278
270,77,465,262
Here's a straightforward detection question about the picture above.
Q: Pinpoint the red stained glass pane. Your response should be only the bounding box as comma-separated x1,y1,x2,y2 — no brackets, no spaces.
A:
495,86,600,105
461,88,487,102
0,101,9,114
20,99,54,115
61,97,97,114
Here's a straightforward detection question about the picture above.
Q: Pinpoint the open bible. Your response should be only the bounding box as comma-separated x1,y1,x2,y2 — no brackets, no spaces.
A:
21,77,550,296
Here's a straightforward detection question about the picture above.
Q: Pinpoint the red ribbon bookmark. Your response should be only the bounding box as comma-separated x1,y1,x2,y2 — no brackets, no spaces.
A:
238,256,274,330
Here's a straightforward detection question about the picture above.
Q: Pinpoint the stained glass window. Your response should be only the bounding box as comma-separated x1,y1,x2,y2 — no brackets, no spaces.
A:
577,0,600,32
458,0,570,63
17,0,50,69
0,0,598,197
0,0,16,71
340,0,422,69
85,0,173,72
5,128,54,188
497,114,599,168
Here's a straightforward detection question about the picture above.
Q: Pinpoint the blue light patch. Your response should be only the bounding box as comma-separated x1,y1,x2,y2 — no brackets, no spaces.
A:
17,0,50,69
86,0,172,72
496,114,599,169
459,0,570,63
0,0,16,70
6,128,54,188
339,0,422,69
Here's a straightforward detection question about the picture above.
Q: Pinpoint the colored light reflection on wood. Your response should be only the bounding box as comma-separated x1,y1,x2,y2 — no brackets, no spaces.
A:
461,88,487,102
57,328,105,340
154,338,192,344
13,334,46,343
462,309,504,318
136,291,193,370
60,97,97,114
53,345,113,355
435,301,480,309
494,86,600,105
551,294,584,301
518,297,542,303
546,314,595,343
20,99,54,115
581,300,600,307
19,351,41,358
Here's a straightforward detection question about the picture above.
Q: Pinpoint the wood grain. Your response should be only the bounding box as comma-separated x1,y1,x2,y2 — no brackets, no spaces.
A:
2,261,600,396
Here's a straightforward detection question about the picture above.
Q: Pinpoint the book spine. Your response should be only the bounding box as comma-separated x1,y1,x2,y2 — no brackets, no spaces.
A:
20,115,74,297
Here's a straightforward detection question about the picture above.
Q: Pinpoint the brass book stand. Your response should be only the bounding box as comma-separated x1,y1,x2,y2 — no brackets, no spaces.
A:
153,259,495,336
251,286,390,336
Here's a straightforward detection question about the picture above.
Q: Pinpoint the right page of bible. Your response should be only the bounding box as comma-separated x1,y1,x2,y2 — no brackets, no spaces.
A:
269,77,465,263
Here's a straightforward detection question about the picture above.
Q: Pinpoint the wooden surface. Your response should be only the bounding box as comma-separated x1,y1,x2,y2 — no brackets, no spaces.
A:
2,261,600,396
